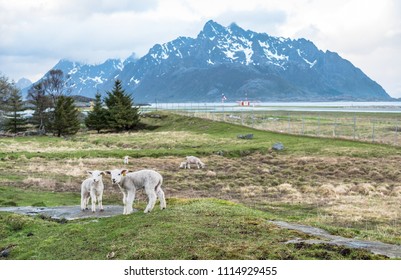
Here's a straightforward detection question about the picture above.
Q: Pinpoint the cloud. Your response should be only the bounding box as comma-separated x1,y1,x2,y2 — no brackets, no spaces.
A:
0,0,400,97
214,8,287,36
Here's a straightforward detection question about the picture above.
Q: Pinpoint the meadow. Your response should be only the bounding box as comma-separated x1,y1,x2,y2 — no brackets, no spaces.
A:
0,111,400,259
186,110,401,146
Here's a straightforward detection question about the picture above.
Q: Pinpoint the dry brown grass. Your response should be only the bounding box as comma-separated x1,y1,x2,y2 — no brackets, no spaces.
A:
2,152,401,240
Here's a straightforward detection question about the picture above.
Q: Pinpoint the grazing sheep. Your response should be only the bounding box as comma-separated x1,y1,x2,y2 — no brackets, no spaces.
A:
105,169,166,214
81,170,105,212
123,156,129,165
185,156,205,169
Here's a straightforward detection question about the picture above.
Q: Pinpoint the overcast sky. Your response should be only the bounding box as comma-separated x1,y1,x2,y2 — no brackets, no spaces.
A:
1,0,400,97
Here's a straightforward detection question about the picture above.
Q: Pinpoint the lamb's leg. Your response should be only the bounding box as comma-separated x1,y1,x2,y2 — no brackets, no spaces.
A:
126,189,136,214
144,188,157,213
86,196,90,210
98,192,104,212
122,191,127,214
91,194,97,213
81,193,88,211
156,187,166,210
117,184,128,214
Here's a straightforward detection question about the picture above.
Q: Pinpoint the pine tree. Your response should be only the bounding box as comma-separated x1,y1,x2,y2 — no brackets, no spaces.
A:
85,92,108,133
4,87,27,134
27,82,51,133
51,96,80,137
104,80,140,131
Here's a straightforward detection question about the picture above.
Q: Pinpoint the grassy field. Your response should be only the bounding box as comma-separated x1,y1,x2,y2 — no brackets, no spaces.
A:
1,111,401,259
190,110,401,146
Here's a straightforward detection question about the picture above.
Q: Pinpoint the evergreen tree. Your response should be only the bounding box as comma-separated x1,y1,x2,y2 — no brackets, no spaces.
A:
27,82,51,132
85,92,108,133
4,87,27,133
51,96,80,137
104,80,140,131
0,74,12,111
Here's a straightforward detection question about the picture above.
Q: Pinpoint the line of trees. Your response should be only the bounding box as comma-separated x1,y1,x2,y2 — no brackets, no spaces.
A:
0,71,140,136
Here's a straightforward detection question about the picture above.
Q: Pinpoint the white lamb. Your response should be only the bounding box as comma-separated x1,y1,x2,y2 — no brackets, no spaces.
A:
106,169,166,214
81,170,105,212
185,156,205,169
123,156,129,164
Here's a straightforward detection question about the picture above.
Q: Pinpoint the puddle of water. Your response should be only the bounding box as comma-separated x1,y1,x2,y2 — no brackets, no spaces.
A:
0,205,131,220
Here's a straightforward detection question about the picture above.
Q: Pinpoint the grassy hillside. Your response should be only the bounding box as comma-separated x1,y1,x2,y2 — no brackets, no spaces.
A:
1,112,400,159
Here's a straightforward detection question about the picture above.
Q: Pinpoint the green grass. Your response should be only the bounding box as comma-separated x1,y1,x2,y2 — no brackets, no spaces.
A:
198,110,401,147
1,111,401,160
0,197,386,260
0,186,80,207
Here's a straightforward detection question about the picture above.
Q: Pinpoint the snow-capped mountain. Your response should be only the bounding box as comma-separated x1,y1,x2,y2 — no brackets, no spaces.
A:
49,58,124,96
29,20,391,102
16,78,32,90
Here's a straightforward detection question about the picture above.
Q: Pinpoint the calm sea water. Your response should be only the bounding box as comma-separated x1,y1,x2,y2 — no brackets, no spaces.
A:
148,102,401,113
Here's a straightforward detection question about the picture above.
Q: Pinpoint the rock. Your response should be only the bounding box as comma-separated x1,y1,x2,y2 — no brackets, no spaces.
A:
106,251,116,259
237,134,254,139
206,171,217,177
272,142,284,151
1,249,10,258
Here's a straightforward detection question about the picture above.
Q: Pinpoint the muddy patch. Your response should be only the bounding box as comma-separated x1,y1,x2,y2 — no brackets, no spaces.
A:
269,220,401,258
0,205,132,220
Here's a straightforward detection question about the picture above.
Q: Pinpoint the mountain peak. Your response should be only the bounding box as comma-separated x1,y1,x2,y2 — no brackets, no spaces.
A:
16,78,32,90
228,22,245,33
32,19,391,102
202,20,225,36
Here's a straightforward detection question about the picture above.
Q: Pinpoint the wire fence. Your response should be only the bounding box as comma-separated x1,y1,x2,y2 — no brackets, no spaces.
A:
141,103,401,146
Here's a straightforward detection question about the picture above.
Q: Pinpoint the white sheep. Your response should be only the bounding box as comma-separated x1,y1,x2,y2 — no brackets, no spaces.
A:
81,170,105,212
185,156,205,169
123,156,129,165
105,169,166,214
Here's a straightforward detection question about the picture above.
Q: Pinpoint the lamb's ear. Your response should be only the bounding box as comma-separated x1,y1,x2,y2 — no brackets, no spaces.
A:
105,170,111,175
100,171,106,176
122,169,128,176
87,171,93,175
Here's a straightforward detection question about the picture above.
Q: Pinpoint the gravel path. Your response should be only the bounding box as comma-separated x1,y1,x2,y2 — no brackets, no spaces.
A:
269,220,401,258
